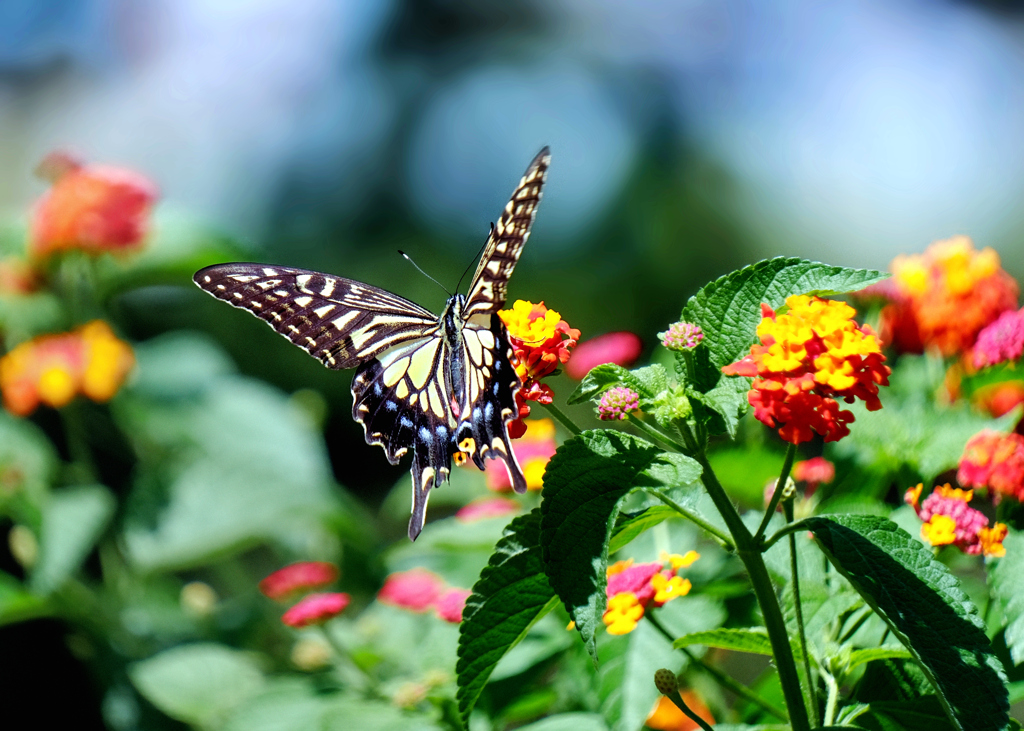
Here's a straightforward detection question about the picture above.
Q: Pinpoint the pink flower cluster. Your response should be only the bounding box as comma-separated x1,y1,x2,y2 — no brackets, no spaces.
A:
972,306,1024,369
258,561,349,628
905,485,1006,557
598,387,640,421
377,568,472,624
602,552,699,635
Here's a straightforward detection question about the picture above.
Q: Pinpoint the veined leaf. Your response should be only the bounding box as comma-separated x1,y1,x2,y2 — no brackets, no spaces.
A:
989,528,1024,664
803,515,1009,731
846,647,913,672
456,510,558,727
673,627,772,655
568,363,668,405
540,430,701,662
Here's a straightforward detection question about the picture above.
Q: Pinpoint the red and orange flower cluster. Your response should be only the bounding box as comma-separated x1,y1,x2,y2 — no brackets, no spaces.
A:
905,484,1007,558
377,568,472,624
723,295,890,444
498,300,579,437
259,561,350,628
958,430,1024,503
0,320,135,416
602,551,699,635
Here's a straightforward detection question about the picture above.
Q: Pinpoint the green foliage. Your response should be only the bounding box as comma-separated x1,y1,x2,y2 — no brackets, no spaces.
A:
989,529,1024,665
540,430,700,662
32,484,115,594
804,515,1010,731
673,627,773,655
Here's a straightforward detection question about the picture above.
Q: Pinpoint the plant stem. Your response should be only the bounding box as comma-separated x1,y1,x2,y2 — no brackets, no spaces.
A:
645,488,733,550
822,668,839,726
539,401,582,436
662,686,715,731
692,450,811,731
627,413,689,452
755,442,797,544
786,500,818,726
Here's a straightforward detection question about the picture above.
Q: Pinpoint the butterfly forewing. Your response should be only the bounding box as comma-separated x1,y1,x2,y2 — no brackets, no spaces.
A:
194,263,439,369
463,147,550,318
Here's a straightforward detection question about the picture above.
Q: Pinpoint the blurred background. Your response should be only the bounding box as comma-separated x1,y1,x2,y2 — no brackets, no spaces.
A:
3,0,1024,726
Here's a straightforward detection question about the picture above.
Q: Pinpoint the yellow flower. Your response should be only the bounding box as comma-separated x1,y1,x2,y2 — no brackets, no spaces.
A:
660,551,700,570
921,514,957,547
651,574,691,605
603,592,644,635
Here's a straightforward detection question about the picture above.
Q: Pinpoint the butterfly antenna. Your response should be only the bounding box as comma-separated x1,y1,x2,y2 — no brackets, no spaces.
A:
455,224,493,294
398,251,452,297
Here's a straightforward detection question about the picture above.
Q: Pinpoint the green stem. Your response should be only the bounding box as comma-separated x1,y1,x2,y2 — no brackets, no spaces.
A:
644,488,733,550
627,413,688,453
755,442,797,544
539,401,582,436
662,686,715,731
822,668,839,726
786,500,818,726
61,403,99,483
692,449,811,731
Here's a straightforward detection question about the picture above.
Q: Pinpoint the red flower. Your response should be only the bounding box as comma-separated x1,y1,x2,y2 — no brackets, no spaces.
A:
30,152,158,258
973,381,1024,419
435,588,472,623
564,331,642,380
722,296,890,444
957,430,1024,502
377,568,445,612
455,497,520,522
281,592,350,627
792,457,835,493
259,561,339,600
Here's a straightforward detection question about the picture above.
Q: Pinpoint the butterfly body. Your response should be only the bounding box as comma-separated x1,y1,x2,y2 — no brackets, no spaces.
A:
194,148,549,539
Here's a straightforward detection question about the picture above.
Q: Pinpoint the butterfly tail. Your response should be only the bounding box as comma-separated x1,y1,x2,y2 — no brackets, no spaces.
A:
407,434,454,541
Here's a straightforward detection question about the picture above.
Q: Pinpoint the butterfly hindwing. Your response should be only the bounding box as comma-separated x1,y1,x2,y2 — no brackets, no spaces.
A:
463,147,550,318
193,263,438,369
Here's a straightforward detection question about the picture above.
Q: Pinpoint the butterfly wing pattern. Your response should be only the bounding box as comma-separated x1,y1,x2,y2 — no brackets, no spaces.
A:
194,148,551,539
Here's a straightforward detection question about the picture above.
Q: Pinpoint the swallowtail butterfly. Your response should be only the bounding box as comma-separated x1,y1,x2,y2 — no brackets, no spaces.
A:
194,148,550,539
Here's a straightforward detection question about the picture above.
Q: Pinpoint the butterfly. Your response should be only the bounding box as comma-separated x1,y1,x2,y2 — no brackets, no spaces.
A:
194,148,550,540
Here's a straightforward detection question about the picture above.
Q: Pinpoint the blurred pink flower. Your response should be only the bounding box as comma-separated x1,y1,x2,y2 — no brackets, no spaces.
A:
485,418,557,492
259,561,339,600
972,306,1024,369
456,497,520,523
435,588,472,623
792,457,835,494
281,592,350,627
565,331,642,380
377,568,445,612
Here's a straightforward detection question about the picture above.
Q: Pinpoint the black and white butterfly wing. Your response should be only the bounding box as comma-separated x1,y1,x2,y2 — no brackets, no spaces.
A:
463,147,550,318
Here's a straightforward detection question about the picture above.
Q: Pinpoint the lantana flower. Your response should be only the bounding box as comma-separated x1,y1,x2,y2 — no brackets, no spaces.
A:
435,588,472,624
30,151,158,258
876,236,1018,356
0,320,135,416
484,418,557,491
602,551,699,635
281,593,351,628
455,497,520,522
564,331,642,380
598,387,640,421
972,306,1024,369
259,561,340,600
498,300,579,436
658,321,703,352
376,568,473,624
792,456,835,495
722,296,890,444
957,430,1024,503
905,484,1007,557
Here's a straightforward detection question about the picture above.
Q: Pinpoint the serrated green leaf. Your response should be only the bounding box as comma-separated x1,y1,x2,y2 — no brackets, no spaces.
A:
693,380,748,437
540,430,700,662
567,363,668,405
32,485,116,594
129,643,265,726
989,529,1024,665
803,515,1010,731
608,506,676,554
851,697,956,731
673,627,773,655
682,258,887,391
846,647,914,671
456,510,558,727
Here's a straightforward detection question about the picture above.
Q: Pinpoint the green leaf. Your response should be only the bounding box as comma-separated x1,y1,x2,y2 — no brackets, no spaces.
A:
513,713,608,731
681,257,887,390
0,410,59,510
321,695,441,731
32,485,116,594
989,528,1024,665
846,647,914,672
851,697,956,731
673,627,773,655
540,430,701,661
456,509,558,727
0,570,49,625
803,515,1010,731
597,621,681,731
129,643,265,727
608,506,676,553
567,363,668,405
692,380,747,437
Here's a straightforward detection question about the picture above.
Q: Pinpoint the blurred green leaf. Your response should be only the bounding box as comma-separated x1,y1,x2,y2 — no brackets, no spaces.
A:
682,257,887,392
129,643,265,727
321,696,441,731
988,529,1024,665
0,570,49,625
490,613,574,681
673,627,772,655
707,446,785,507
540,430,699,662
596,622,678,731
608,505,676,553
0,291,66,345
126,330,236,399
0,410,59,514
456,509,558,727
513,713,608,731
804,515,1010,731
31,484,116,594
221,679,327,731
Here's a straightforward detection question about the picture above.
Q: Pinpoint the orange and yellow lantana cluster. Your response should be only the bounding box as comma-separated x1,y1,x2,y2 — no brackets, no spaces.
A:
0,321,134,416
722,295,890,444
905,484,1007,557
602,551,699,635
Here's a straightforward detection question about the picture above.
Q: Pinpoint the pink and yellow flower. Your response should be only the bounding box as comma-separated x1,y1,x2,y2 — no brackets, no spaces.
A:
602,551,698,635
259,561,340,600
722,296,890,444
29,152,158,258
878,236,1018,357
905,483,1007,557
0,320,135,416
281,592,350,628
484,418,557,491
957,430,1024,503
